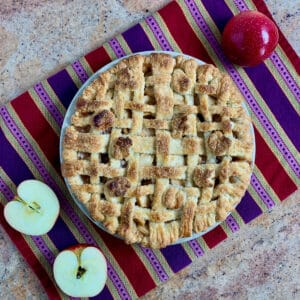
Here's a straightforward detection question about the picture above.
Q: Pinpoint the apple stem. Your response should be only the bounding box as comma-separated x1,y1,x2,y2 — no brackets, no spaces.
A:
76,266,86,279
14,196,41,214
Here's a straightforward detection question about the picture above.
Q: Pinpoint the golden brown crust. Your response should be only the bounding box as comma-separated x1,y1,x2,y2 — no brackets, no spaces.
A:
193,166,215,188
207,131,232,155
105,177,131,197
93,110,115,131
172,114,189,138
112,137,132,159
62,53,254,248
163,188,184,209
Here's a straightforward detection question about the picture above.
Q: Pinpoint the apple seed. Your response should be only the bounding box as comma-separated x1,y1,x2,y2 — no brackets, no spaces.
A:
76,266,87,279
14,196,41,213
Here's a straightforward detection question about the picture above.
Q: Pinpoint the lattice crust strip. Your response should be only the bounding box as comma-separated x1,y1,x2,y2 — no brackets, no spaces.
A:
62,53,253,249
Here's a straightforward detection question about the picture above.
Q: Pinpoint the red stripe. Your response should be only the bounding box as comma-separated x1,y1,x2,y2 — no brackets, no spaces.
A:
159,1,213,64
11,92,59,170
8,91,156,297
0,205,61,299
202,225,227,248
95,227,156,297
254,127,297,200
84,47,112,73
253,0,300,75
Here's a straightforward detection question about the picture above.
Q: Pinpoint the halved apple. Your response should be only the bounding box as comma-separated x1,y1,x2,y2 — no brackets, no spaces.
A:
53,245,107,297
4,180,60,235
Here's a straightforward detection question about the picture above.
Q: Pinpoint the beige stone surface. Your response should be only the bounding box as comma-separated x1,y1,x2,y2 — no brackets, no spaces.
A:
0,0,299,299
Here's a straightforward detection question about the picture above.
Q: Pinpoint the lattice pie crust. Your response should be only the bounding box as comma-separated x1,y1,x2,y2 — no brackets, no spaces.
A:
61,53,253,248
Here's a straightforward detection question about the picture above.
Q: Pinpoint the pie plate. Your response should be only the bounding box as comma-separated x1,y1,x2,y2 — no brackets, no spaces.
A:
60,51,256,246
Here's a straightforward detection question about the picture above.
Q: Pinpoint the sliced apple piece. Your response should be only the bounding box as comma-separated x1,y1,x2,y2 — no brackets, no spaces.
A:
4,180,60,235
53,245,107,297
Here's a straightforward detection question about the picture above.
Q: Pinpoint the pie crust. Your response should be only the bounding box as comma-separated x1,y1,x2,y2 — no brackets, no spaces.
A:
61,53,254,248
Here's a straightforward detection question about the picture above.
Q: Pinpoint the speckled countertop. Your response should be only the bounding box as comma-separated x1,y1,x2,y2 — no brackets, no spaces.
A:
0,1,299,299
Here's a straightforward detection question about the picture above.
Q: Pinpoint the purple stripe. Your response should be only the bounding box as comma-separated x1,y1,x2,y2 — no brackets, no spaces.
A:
233,0,248,11
140,247,169,282
188,239,205,257
106,261,131,300
32,236,56,265
0,127,34,184
160,244,191,273
33,83,64,126
232,78,299,176
71,60,89,83
251,174,275,210
0,174,15,201
47,217,78,250
185,0,300,177
235,0,300,102
145,16,173,51
0,179,56,265
225,215,240,233
236,191,263,223
270,53,300,102
0,124,79,250
122,24,154,53
91,286,114,300
0,107,130,299
108,38,126,58
203,0,300,148
246,65,300,149
47,69,78,108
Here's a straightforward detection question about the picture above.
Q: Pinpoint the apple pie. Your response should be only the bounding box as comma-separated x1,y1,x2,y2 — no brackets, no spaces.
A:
61,53,254,248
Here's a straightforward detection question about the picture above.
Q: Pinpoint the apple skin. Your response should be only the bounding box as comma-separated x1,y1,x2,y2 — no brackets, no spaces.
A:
221,11,279,67
53,244,107,298
4,180,60,235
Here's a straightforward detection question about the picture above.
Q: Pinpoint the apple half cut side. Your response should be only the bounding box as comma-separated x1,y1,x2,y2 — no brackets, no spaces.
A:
4,180,60,235
53,245,107,298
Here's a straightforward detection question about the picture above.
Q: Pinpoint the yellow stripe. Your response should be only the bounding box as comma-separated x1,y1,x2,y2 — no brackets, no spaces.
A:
182,241,199,260
224,0,240,14
244,0,260,9
190,0,299,185
65,65,83,89
28,89,61,136
132,245,163,285
80,56,95,76
0,167,16,202
5,105,138,297
1,116,88,243
2,111,137,299
153,12,181,52
177,1,223,62
230,209,246,227
0,170,65,298
39,80,67,116
140,20,163,50
1,122,47,181
274,45,300,84
197,235,209,252
115,35,132,55
220,220,234,236
222,2,300,116
248,184,270,213
264,59,300,114
23,236,65,299
253,166,283,205
103,43,119,60
224,0,300,112
152,248,174,275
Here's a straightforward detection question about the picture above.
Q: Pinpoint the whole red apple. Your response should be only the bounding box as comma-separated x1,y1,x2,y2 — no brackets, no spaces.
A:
221,11,279,67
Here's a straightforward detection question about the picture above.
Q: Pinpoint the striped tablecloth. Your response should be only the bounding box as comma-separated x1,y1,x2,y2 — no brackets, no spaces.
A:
0,0,299,299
